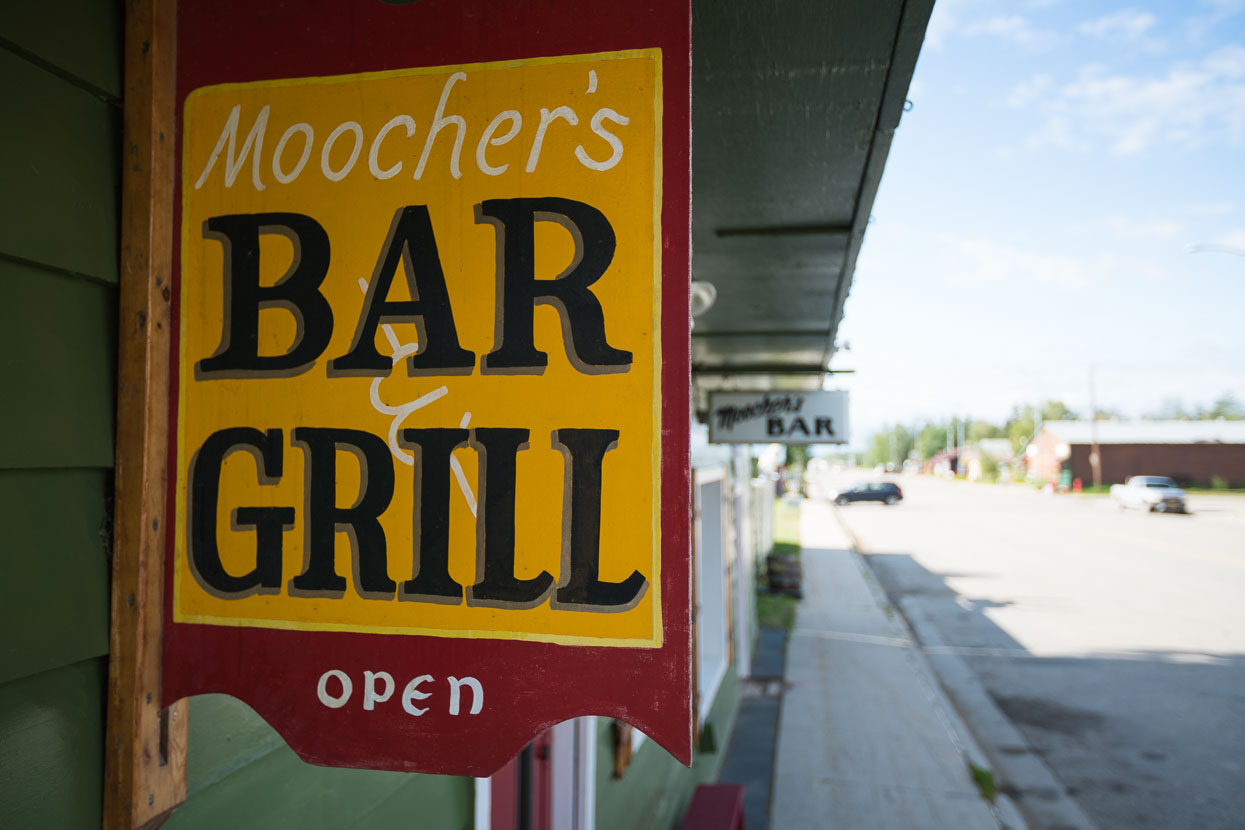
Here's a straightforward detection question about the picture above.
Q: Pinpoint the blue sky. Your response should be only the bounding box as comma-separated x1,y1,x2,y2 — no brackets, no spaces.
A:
834,0,1245,446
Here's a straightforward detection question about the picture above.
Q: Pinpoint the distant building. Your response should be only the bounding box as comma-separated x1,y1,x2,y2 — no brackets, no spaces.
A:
962,438,1015,481
977,438,1015,462
1027,421,1245,486
927,448,959,477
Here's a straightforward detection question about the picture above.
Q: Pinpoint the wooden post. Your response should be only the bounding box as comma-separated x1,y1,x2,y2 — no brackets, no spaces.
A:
105,0,187,827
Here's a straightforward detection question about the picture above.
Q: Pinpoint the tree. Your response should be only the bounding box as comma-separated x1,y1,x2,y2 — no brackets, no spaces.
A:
785,444,811,472
1204,393,1245,421
919,423,948,460
864,424,915,468
1041,400,1077,422
1148,393,1245,420
1004,404,1041,455
897,425,916,465
969,420,1005,442
1144,397,1192,420
1003,400,1074,455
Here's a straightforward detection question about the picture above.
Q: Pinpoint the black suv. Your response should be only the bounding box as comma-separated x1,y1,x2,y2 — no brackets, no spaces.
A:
833,482,903,506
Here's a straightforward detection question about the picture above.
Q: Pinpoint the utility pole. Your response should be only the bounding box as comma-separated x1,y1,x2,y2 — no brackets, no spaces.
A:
958,418,966,477
1089,365,1103,489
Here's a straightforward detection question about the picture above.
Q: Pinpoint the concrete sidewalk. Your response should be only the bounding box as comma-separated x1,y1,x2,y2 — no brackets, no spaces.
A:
769,499,1020,829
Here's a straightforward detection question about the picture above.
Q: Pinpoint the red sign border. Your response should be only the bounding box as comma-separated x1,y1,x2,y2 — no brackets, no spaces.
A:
161,0,692,775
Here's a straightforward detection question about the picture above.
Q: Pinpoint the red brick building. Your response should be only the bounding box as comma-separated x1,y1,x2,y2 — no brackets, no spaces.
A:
1027,421,1245,487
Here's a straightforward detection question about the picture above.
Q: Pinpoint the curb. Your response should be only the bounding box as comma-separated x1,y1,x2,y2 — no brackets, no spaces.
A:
831,504,1098,830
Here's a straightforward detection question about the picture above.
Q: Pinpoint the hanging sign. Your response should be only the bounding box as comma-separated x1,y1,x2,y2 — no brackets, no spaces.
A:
162,0,692,775
708,390,850,444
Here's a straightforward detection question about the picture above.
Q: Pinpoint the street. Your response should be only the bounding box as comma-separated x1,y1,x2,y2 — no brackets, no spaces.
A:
821,472,1245,829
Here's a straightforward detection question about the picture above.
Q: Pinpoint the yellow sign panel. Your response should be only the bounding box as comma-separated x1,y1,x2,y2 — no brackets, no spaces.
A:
175,51,662,647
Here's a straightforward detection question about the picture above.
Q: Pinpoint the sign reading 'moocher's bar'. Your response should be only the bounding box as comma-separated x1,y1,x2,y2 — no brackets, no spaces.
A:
163,9,692,777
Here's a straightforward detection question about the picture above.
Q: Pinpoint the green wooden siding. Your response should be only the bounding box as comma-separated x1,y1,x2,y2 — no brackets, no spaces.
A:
0,468,112,686
0,47,119,283
0,8,122,828
0,260,117,469
0,659,108,830
167,697,473,830
0,0,123,99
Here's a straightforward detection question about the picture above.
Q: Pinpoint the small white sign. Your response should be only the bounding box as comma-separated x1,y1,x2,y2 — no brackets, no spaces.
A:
707,391,850,444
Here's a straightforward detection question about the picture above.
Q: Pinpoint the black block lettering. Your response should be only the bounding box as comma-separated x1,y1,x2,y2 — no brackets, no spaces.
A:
477,197,632,374
467,427,555,608
290,427,396,598
197,214,334,377
189,427,292,596
399,428,470,602
553,428,646,610
330,206,475,376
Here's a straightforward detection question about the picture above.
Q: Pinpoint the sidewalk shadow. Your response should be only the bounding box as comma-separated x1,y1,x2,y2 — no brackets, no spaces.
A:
717,626,788,830
861,551,1245,830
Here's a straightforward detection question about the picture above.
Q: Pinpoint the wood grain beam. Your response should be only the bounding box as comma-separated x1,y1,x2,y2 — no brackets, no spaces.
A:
105,0,186,826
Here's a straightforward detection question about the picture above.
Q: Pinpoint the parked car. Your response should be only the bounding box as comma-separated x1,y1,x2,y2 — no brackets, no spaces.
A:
833,482,903,506
1109,476,1188,513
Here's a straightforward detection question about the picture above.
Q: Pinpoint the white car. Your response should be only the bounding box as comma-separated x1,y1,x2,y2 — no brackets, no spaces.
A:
1110,476,1188,513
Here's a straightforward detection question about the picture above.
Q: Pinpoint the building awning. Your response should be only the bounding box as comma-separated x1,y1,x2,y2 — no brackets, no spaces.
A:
691,0,934,414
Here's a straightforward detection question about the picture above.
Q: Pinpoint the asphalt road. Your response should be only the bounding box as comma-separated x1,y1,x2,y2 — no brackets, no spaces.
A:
820,472,1245,830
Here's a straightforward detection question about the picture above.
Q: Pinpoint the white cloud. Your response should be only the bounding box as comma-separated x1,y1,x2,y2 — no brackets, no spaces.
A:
1186,0,1245,39
963,15,1061,51
1204,45,1245,78
940,236,1169,290
1017,46,1245,155
945,237,1098,289
1102,214,1186,241
1212,228,1245,248
1022,114,1091,152
1003,74,1054,109
1077,9,1158,41
1179,201,1237,216
924,0,977,50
